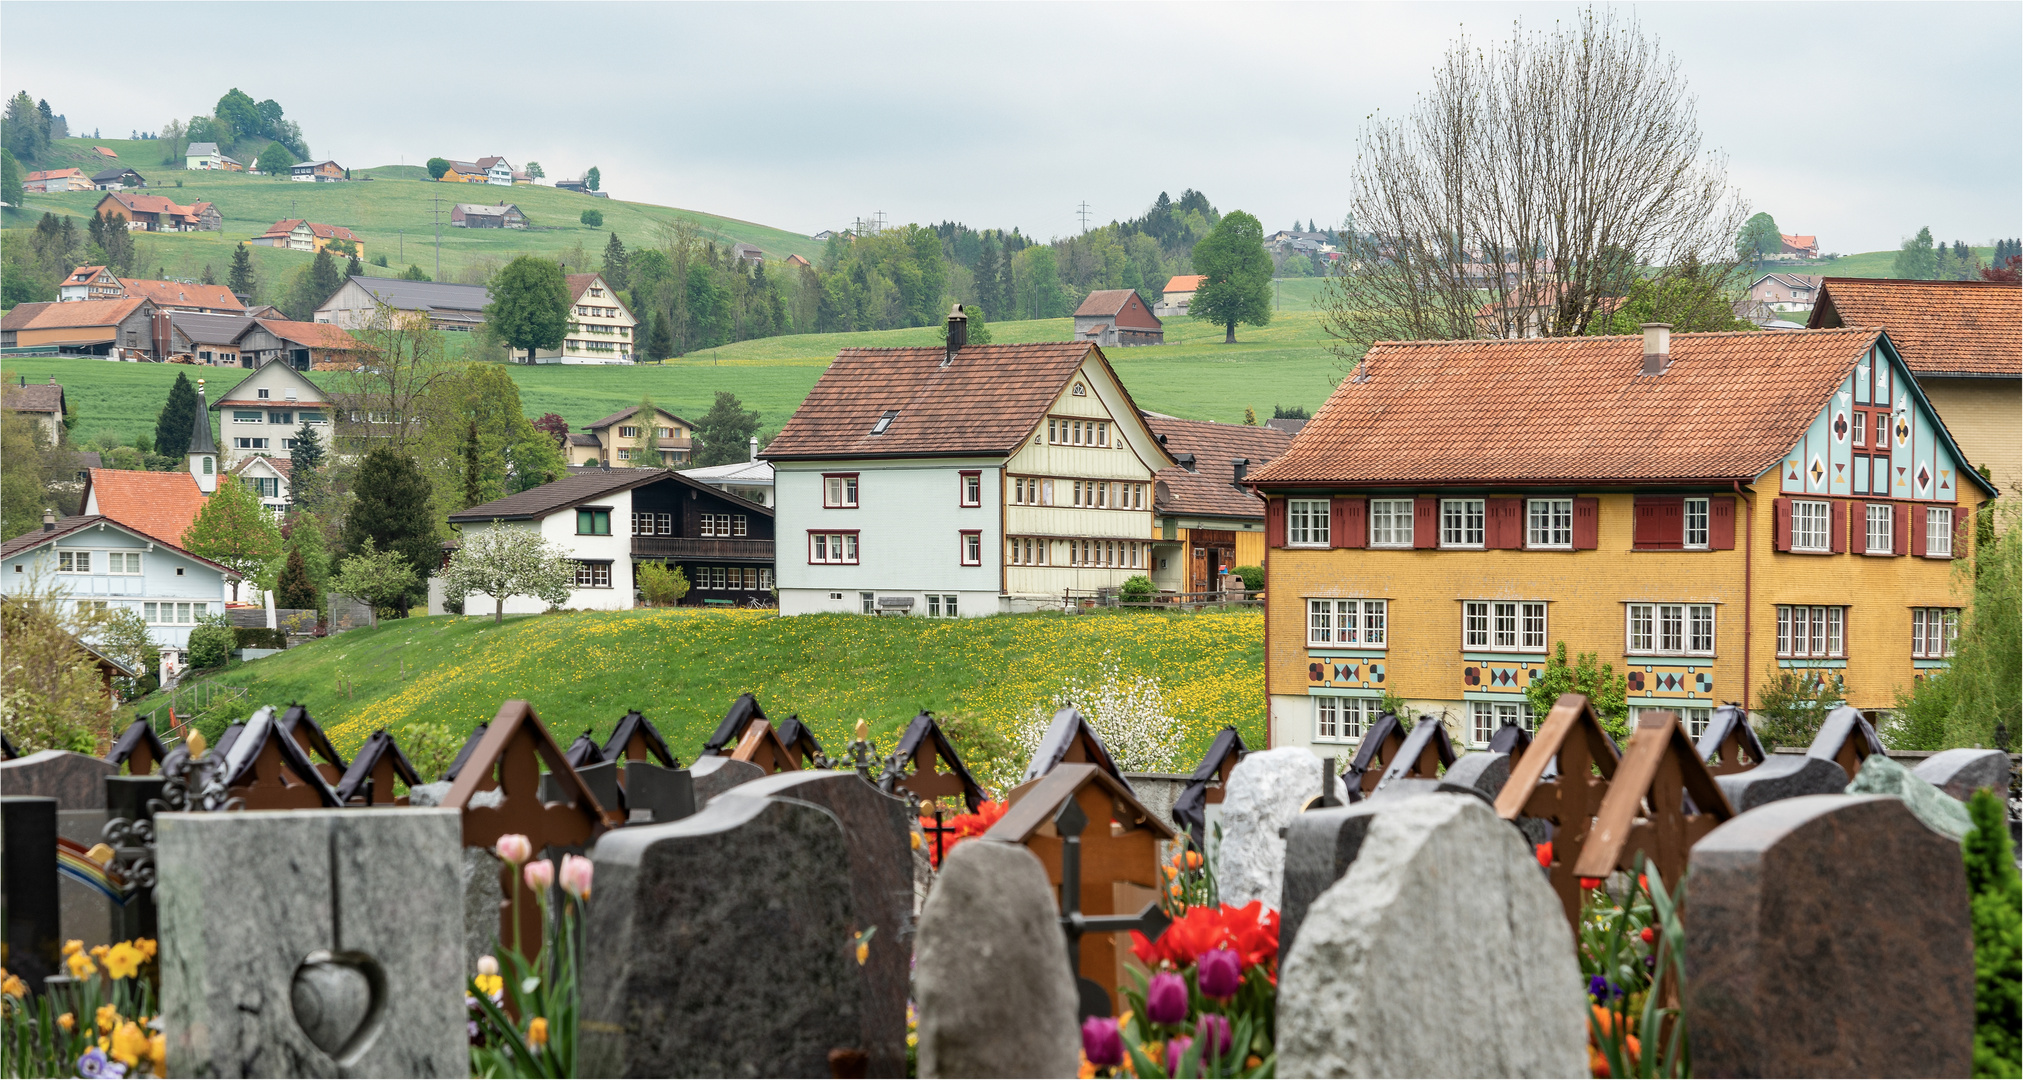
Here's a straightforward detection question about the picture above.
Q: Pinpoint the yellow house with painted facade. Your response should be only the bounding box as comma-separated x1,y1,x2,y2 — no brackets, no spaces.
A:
1247,324,1999,754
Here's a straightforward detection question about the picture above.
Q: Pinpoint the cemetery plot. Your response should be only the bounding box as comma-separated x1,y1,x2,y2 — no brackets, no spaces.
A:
1574,709,1735,889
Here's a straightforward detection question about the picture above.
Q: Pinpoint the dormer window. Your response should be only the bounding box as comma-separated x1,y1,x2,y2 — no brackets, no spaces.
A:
870,410,897,435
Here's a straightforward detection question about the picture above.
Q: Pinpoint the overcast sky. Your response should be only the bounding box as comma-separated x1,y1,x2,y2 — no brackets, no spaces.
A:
4,2,2017,252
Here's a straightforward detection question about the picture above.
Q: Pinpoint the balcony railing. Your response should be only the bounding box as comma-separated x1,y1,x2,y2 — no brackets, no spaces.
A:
631,536,775,562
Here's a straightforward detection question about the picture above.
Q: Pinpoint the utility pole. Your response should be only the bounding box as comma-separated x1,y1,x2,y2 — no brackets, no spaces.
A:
1077,200,1091,233
430,191,446,281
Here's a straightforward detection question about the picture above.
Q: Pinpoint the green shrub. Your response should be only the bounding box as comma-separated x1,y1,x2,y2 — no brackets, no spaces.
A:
1965,789,2021,1078
1754,669,1845,749
580,209,603,227
1231,565,1264,591
637,562,689,607
1120,575,1155,600
233,627,287,651
185,623,236,669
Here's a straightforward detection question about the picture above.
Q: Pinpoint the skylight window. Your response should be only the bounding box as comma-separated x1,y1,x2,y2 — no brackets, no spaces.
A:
870,410,897,435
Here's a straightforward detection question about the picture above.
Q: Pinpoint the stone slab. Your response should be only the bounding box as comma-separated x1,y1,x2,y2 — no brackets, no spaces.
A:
1,749,117,808
580,794,860,1077
1715,753,1847,812
1438,751,1511,802
1279,794,1586,1079
1846,754,1973,839
157,809,467,1078
914,839,1080,1079
1911,748,2013,803
1685,794,1973,1077
1,797,62,991
1214,746,1321,908
540,758,619,817
1279,801,1384,958
689,754,764,806
622,762,695,824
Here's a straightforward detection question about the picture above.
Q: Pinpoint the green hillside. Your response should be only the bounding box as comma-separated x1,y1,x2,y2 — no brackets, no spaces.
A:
1756,246,1996,279
129,608,1266,792
4,136,821,300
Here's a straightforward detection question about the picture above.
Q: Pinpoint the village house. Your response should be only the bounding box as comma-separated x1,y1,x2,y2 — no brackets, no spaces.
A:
315,276,489,333
439,156,514,185
94,192,222,232
1751,273,1823,311
62,267,244,313
1143,416,1292,595
289,160,347,182
1809,277,2022,496
1780,234,1821,260
3,378,67,444
1247,324,1998,753
1073,289,1164,347
436,469,776,613
229,455,292,513
1,513,235,655
58,266,124,302
763,308,1176,617
0,297,159,358
183,143,244,171
1154,274,1203,318
90,166,146,190
164,313,360,372
682,442,774,507
783,254,811,270
23,167,92,192
530,273,636,364
568,405,694,467
209,360,337,465
1475,286,1624,340
450,203,528,229
732,243,763,264
247,219,364,258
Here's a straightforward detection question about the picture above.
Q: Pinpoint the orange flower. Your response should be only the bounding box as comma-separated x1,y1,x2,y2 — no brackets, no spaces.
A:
1182,850,1203,870
527,1016,549,1048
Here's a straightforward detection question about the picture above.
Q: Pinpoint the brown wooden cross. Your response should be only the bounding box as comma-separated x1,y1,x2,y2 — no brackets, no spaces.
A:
1493,693,1621,928
1573,711,1735,890
1697,707,1765,777
1347,712,1408,797
278,704,348,787
1809,707,1884,781
729,719,799,774
985,763,1175,1016
443,701,607,953
890,712,986,813
221,710,342,811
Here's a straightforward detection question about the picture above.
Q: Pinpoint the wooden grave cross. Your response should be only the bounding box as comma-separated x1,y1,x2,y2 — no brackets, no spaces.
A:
1492,693,1621,927
729,718,799,775
1345,711,1408,798
333,728,422,807
889,711,987,814
1052,796,1171,1020
1694,705,1765,777
1573,710,1735,891
1807,706,1885,782
1375,715,1457,788
443,700,608,953
108,718,166,776
221,707,342,810
278,704,348,787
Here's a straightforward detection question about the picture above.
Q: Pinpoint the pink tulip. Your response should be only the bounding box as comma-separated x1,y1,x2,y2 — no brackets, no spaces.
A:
1196,948,1242,1000
1081,1016,1123,1068
1146,971,1188,1026
523,858,555,894
494,834,533,866
559,854,594,901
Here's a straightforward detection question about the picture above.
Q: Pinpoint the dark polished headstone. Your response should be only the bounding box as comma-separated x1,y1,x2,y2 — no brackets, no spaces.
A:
1,750,117,808
2,798,62,990
1279,802,1385,958
1714,754,1848,812
620,763,695,824
688,754,763,806
1912,748,2013,803
539,758,620,817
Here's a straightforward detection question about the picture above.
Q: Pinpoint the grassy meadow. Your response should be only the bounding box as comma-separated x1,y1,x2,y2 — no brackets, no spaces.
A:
129,607,1267,790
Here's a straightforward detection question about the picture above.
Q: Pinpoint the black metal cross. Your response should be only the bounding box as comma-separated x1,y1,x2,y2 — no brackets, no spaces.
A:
922,807,959,865
1053,797,1171,1019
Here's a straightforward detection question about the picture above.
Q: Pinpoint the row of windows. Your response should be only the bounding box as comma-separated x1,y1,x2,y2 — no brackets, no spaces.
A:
1787,500,1952,558
54,551,144,575
859,592,961,617
234,437,303,451
1313,699,1717,749
1046,417,1112,447
807,531,1145,570
1292,497,1717,550
614,448,686,465
695,566,773,591
143,601,210,625
1010,477,1146,511
231,409,326,425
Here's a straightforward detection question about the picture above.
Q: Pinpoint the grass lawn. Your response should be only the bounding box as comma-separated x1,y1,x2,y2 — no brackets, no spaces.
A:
1752,246,1996,280
129,607,1266,790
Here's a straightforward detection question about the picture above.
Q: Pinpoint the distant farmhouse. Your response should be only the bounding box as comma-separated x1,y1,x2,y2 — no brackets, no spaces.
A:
95,192,221,232
61,266,244,314
184,142,244,172
23,168,93,193
1750,273,1823,312
290,159,347,182
0,298,158,359
1780,233,1820,260
316,276,489,333
248,219,363,258
1155,274,1204,318
90,166,146,190
451,203,527,229
440,156,524,186
1073,289,1164,347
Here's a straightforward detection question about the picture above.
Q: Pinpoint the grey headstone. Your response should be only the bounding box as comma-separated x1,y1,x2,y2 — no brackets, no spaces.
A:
55,808,114,950
1685,794,1973,1077
1438,751,1511,802
1,749,117,808
1279,794,1587,1079
1214,746,1321,907
1715,753,1848,812
727,770,914,1078
1279,801,1385,959
580,793,860,1077
1846,754,1973,839
914,840,1080,1079
1912,748,2013,803
689,754,764,806
2,798,62,991
622,762,696,824
403,781,508,969
540,758,620,817
157,809,467,1078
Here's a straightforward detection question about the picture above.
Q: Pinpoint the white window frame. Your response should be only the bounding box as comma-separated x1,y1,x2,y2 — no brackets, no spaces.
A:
1286,499,1330,547
1626,603,1716,656
1440,499,1485,548
960,471,982,508
1467,701,1535,747
1313,696,1374,744
1791,499,1831,552
56,550,90,574
1776,605,1846,658
1926,507,1954,557
1306,598,1388,648
1463,601,1547,652
573,561,611,588
1684,497,1710,550
1630,706,1713,739
1369,498,1414,548
810,531,860,565
1911,607,1959,659
960,531,982,566
1865,503,1894,555
1527,498,1573,549
823,475,860,509
106,552,141,575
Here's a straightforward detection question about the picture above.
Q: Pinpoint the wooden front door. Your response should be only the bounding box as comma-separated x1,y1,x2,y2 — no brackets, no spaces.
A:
1191,546,1208,593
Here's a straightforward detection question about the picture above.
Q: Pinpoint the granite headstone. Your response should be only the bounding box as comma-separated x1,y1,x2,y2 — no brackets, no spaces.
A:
1279,794,1587,1079
0,749,117,808
1214,746,1321,907
1,798,62,991
1714,753,1848,812
1278,801,1385,958
156,808,467,1078
1685,794,1973,1077
405,781,507,969
1846,754,1973,839
1911,748,2013,803
689,754,764,806
913,839,1080,1080
620,761,695,824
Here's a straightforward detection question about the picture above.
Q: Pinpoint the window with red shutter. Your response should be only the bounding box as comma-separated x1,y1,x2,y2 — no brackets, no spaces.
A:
1632,496,1685,549
1892,503,1909,555
1709,496,1735,550
1849,501,1868,554
1909,502,1925,556
1334,498,1366,549
1954,505,1970,556
1413,497,1439,548
1266,498,1286,548
1829,500,1847,554
1486,497,1522,549
1572,497,1599,550
1773,497,1792,551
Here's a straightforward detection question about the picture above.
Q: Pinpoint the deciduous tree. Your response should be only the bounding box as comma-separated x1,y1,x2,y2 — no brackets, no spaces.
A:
255,141,297,177
585,166,600,192
1190,210,1273,343
181,477,283,593
1736,212,1782,266
329,538,419,627
524,161,545,181
484,256,569,364
1891,226,1938,280
0,588,117,752
439,523,576,623
426,157,451,180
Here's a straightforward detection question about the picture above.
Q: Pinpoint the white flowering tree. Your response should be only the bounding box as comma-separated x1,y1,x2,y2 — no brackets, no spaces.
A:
1013,658,1178,776
440,522,577,623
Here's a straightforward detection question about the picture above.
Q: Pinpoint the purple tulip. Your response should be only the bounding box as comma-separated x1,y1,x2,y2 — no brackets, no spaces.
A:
1146,971,1189,1025
1196,1013,1232,1057
1082,1016,1123,1067
1196,948,1242,1000
1166,1035,1195,1074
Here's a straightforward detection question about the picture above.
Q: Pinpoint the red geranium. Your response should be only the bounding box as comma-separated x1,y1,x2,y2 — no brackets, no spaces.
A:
1132,901,1280,978
919,801,1007,867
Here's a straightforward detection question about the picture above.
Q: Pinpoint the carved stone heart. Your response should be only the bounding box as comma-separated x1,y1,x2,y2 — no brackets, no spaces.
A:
290,949,387,1067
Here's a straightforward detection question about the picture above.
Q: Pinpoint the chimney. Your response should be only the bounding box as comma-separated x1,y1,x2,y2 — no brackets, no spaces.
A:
42,509,55,532
1640,322,1673,376
1232,458,1249,487
748,435,759,462
942,303,967,365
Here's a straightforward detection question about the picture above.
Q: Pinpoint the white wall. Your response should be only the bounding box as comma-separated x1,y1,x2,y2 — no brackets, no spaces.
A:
452,492,636,614
775,458,1002,616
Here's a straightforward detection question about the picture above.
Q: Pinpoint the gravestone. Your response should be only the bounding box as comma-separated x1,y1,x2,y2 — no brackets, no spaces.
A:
579,794,861,1078
1493,693,1620,926
913,839,1080,1080
1846,754,1973,839
1279,794,1586,1078
1685,794,1973,1077
1912,748,2013,802
1715,754,1848,812
1438,751,1510,802
2,750,123,950
1343,711,1408,798
221,707,343,810
1,797,62,992
542,758,624,825
690,754,764,806
1572,710,1733,888
1279,800,1386,957
620,762,695,824
156,808,467,1077
108,719,167,776
0,748,117,807
888,711,987,813
730,770,913,1077
1215,746,1322,907
1694,704,1765,776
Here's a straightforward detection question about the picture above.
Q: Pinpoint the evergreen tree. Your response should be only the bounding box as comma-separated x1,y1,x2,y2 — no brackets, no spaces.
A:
648,301,673,360
602,232,629,293
308,248,343,302
1964,789,2021,1077
227,242,257,296
153,372,198,460
346,254,363,279
340,447,437,605
691,391,761,468
973,239,1003,320
276,547,317,610
463,420,484,507
634,308,656,363
200,263,216,286
289,420,326,511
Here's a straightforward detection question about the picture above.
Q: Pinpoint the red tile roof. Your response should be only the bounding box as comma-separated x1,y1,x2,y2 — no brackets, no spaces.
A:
763,342,1116,460
257,219,361,243
1248,328,1892,487
65,265,110,285
11,297,151,329
0,303,54,331
116,279,242,311
1806,278,2021,377
253,318,361,350
1163,275,1205,294
80,469,208,546
1145,417,1292,519
25,168,84,181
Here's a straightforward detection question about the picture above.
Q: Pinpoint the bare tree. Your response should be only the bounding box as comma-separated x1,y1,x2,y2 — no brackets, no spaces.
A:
1322,8,1747,364
333,302,457,454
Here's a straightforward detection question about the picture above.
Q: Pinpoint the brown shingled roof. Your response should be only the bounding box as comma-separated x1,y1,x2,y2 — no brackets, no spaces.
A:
12,297,151,329
1806,277,2021,377
3,381,65,415
0,303,54,331
761,342,1104,460
1248,328,1891,487
1075,289,1138,318
1146,417,1292,520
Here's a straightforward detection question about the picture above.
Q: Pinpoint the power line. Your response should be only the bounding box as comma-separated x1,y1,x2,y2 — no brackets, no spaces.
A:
1077,200,1091,233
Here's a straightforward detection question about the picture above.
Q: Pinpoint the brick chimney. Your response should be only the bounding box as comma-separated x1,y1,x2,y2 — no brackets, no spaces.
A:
1640,323,1672,376
942,303,967,365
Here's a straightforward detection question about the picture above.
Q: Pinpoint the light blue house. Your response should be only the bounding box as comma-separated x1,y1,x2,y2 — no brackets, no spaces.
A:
1,512,234,653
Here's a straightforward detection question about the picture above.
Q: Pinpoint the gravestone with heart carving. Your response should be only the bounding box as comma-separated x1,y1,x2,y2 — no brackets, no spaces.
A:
156,807,467,1077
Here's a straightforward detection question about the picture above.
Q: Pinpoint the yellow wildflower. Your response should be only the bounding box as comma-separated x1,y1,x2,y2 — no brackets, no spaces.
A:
96,1002,119,1033
526,1016,549,1048
62,940,83,957
136,938,157,959
57,1012,74,1032
104,942,144,981
111,1021,149,1067
150,1032,167,1074
1,972,26,998
855,941,869,966
66,951,97,980
473,973,503,998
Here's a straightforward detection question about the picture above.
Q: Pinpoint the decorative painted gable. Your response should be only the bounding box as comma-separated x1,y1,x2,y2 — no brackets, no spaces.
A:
1779,338,1964,503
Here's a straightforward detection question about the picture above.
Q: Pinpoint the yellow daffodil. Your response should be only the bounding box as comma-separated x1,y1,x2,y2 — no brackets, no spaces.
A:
1,972,26,998
89,944,110,962
150,1032,167,1074
473,973,503,998
104,942,144,981
96,1002,119,1033
66,951,97,980
111,1021,149,1067
526,1016,549,1049
62,940,83,957
136,938,157,959
57,1012,74,1032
